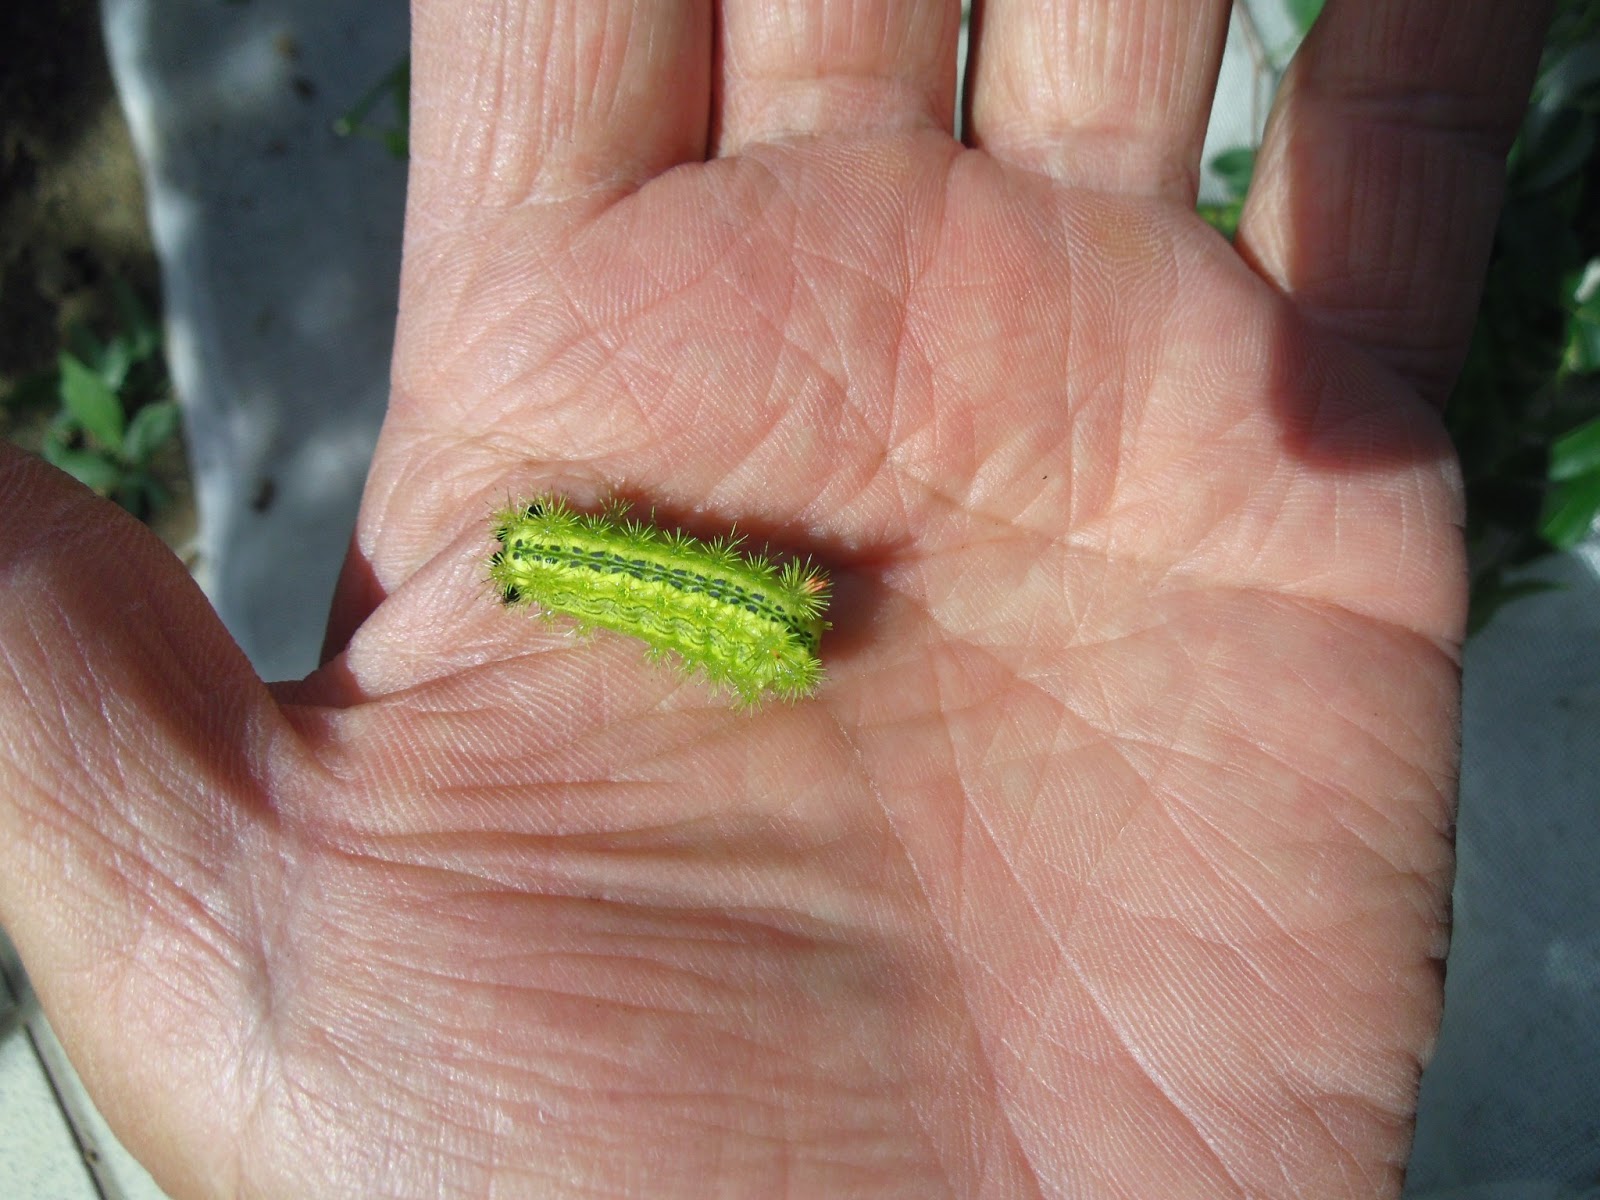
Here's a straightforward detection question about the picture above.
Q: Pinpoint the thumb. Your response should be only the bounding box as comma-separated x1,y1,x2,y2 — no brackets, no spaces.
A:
0,443,286,1194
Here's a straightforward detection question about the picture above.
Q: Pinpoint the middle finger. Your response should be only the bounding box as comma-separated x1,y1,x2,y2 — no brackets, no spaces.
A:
966,0,1234,201
716,0,964,154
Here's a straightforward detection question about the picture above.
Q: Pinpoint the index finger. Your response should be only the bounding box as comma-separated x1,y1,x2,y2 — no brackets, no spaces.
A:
407,0,711,213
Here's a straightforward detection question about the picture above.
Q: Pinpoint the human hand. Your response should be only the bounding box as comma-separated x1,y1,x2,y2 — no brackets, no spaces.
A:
0,1,1550,1195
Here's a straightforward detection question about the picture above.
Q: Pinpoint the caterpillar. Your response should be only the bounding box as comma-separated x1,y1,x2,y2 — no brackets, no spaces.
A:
489,496,830,704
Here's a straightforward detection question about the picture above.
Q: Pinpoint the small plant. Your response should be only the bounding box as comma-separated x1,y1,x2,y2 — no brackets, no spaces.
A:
1453,0,1600,631
1196,146,1254,239
6,281,182,519
333,57,410,159
1543,409,1600,556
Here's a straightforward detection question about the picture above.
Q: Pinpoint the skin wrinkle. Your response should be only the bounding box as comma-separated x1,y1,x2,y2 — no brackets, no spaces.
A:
1057,954,1281,1198
1289,75,1528,153
842,694,1037,1197
729,76,952,145
892,616,1436,1191
946,869,1054,1199
466,5,694,206
1156,729,1448,902
1040,958,1249,1197
1124,687,1421,851
31,600,265,982
1083,832,1435,1103
472,5,537,199
1267,632,1455,799
971,1,1222,199
491,293,598,409
942,704,1108,1188
518,197,806,473
720,0,959,146
411,218,569,402
298,804,858,925
1050,511,1464,644
363,994,862,1190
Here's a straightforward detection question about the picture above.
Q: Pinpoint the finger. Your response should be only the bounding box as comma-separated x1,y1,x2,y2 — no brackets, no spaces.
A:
0,445,282,1193
409,0,711,210
965,0,1233,199
1235,0,1552,402
716,0,962,153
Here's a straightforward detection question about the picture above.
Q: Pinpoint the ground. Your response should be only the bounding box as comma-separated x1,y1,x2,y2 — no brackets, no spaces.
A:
0,0,192,551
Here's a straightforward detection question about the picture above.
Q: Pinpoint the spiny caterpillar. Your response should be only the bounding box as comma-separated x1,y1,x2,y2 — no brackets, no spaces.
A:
489,496,830,704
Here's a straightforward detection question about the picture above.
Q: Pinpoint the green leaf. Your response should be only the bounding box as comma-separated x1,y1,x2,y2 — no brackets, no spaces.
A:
1549,415,1600,482
1533,35,1600,110
1208,147,1257,200
1565,308,1600,373
1540,468,1600,548
1562,263,1600,372
1197,199,1244,240
1511,105,1596,193
335,57,411,159
114,471,170,518
121,400,181,463
1286,0,1326,35
43,443,124,494
97,334,133,392
1450,1,1600,629
58,353,126,447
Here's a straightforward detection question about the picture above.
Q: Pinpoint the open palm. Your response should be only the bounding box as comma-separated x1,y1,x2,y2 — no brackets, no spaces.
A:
0,1,1550,1196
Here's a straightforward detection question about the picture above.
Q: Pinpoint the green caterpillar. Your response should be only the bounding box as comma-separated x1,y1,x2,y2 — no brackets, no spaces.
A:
489,496,830,704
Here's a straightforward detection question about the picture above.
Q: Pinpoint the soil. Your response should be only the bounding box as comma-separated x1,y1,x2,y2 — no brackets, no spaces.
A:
1,0,193,552
1,0,155,381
